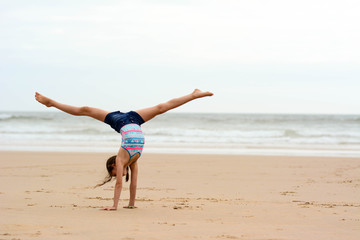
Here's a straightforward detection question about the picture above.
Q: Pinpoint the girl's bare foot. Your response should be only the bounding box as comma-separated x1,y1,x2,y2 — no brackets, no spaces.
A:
35,92,53,107
192,89,214,98
123,205,137,209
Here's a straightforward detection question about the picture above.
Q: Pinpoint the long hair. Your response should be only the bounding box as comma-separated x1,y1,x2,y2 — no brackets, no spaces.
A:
94,155,130,188
94,155,116,188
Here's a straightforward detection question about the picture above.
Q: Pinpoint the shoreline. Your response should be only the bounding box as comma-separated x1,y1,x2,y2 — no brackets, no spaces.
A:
1,142,359,158
1,149,360,158
1,111,359,158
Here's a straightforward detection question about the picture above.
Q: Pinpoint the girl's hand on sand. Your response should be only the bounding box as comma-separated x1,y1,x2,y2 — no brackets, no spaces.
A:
100,206,117,211
123,206,137,209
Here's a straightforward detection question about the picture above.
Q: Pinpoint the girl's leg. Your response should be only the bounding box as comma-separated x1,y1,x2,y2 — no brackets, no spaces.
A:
135,89,213,122
35,92,109,122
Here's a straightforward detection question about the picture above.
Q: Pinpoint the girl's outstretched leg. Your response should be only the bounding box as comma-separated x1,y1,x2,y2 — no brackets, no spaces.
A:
35,92,109,122
135,89,213,122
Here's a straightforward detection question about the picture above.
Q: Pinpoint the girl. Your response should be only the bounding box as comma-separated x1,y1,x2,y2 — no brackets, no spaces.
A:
35,89,213,210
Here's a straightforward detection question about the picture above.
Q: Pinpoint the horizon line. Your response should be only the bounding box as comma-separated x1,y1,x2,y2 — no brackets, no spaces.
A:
0,110,359,116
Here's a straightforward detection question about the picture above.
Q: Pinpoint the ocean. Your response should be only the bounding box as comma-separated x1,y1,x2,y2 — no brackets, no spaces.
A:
0,112,359,157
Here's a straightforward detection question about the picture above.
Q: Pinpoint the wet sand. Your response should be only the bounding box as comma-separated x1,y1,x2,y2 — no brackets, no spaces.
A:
0,151,359,240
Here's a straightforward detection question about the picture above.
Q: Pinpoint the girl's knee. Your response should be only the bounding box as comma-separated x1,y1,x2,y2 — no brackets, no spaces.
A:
79,106,91,115
157,103,168,114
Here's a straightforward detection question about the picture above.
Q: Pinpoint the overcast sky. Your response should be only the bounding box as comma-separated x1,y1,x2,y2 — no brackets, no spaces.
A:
1,0,359,114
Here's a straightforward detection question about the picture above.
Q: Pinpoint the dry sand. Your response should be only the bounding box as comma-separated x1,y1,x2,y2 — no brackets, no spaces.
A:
0,151,359,240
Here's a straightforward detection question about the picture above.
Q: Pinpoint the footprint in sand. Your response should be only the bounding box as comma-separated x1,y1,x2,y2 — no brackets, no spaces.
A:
34,189,53,193
50,205,65,208
0,233,12,236
86,196,112,201
216,235,240,239
280,191,297,196
30,231,41,237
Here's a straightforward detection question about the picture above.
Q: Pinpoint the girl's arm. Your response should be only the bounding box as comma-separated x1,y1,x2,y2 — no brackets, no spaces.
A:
112,163,124,209
101,158,124,210
126,162,138,208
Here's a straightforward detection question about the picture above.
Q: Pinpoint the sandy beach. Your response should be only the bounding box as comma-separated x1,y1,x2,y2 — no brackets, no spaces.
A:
0,151,359,240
